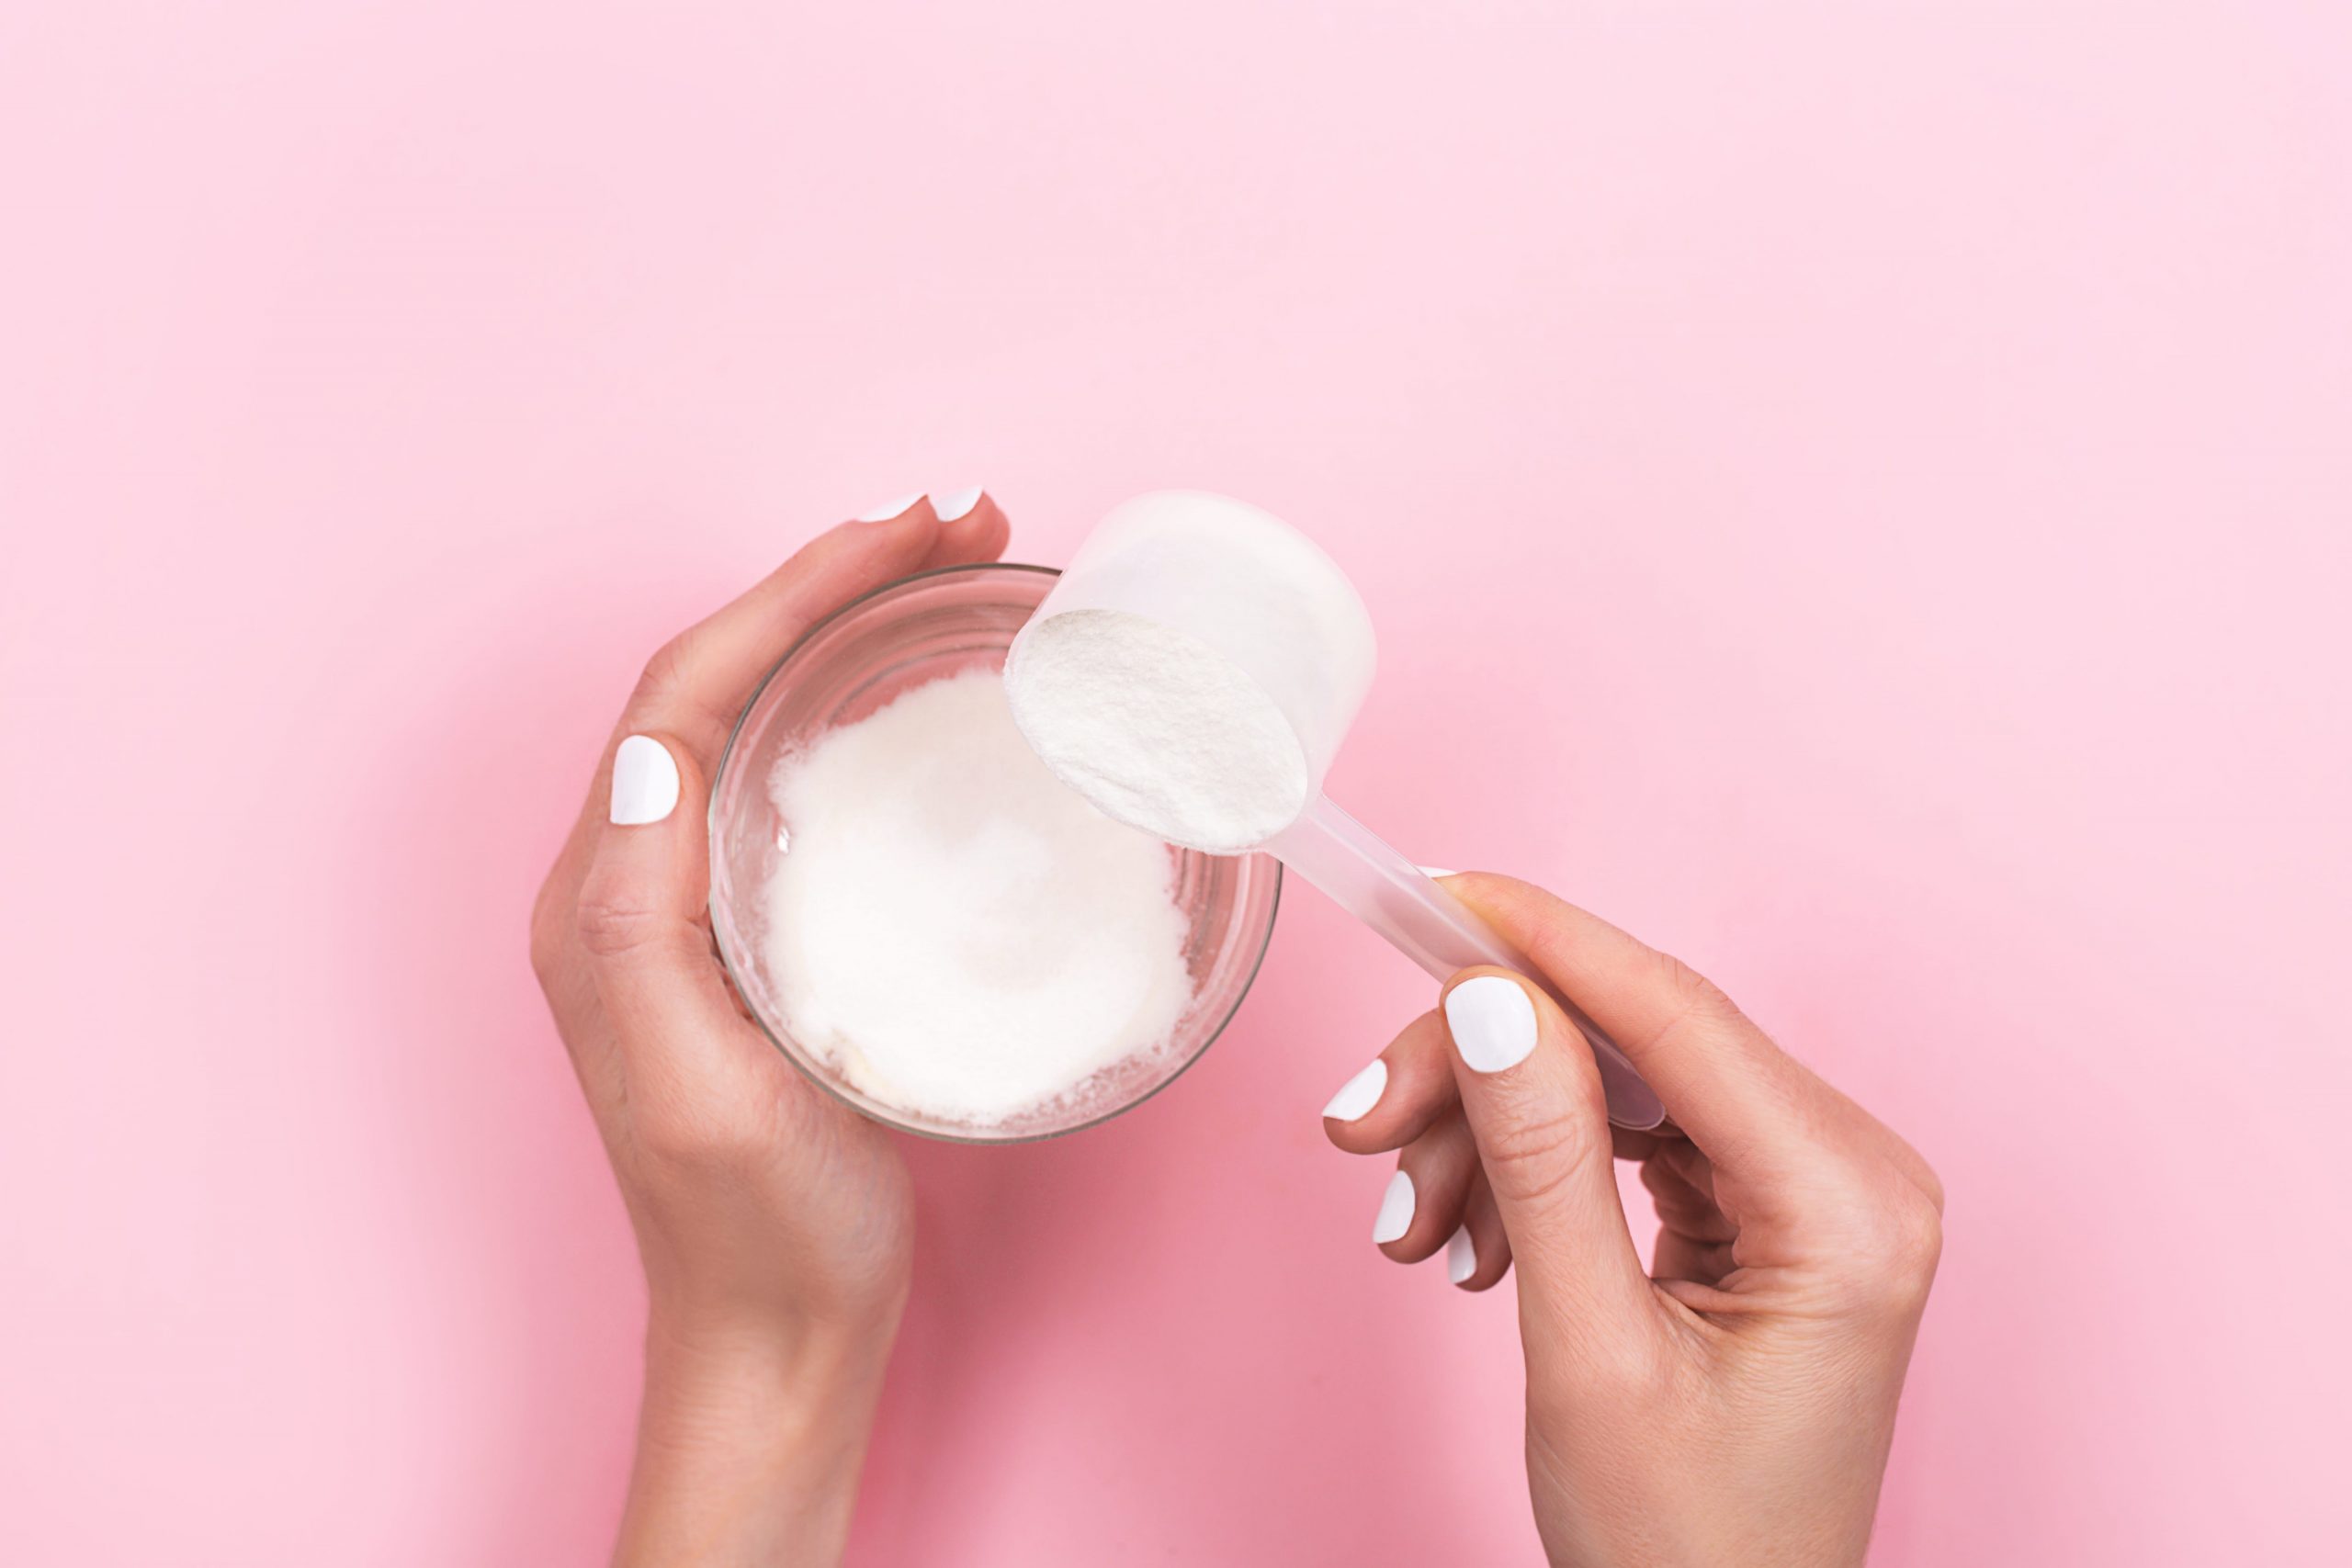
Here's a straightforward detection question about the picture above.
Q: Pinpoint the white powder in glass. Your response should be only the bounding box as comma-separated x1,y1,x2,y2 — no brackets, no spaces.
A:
760,668,1195,1127
1003,610,1311,854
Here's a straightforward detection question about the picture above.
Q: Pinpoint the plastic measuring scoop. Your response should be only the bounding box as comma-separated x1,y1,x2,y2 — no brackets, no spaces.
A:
1006,491,1666,1131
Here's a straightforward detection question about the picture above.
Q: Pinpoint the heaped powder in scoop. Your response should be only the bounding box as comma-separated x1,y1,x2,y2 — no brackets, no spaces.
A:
759,668,1195,1127
1003,608,1311,853
1001,490,1374,856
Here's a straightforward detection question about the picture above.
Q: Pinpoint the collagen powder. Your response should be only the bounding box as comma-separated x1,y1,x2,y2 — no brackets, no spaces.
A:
1001,491,1375,855
760,668,1195,1127
1002,609,1311,853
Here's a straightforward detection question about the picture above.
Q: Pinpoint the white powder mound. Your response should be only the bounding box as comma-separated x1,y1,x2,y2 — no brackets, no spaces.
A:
1004,610,1312,854
760,668,1196,1127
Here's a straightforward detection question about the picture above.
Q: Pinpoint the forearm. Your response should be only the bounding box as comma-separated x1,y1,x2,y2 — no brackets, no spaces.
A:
613,1314,898,1568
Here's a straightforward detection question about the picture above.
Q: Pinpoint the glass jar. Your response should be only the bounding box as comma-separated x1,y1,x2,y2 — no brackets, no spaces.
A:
708,563,1282,1143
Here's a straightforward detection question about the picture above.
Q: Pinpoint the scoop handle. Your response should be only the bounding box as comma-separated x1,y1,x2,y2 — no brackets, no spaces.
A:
1267,795,1667,1131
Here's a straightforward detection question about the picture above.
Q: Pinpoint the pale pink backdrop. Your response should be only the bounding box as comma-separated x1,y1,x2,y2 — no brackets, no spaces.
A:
4,3,2346,1563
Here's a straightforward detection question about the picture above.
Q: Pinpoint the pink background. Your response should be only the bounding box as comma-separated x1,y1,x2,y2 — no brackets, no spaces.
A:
4,4,2346,1563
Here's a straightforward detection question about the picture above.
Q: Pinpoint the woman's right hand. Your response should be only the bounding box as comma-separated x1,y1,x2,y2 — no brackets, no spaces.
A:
1321,874,1943,1567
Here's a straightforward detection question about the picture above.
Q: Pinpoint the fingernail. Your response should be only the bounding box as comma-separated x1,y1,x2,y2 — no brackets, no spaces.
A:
1372,1169,1416,1245
932,484,984,522
854,491,925,522
1445,975,1538,1073
1418,864,1456,879
1321,1058,1387,1122
1446,1224,1476,1284
610,735,681,826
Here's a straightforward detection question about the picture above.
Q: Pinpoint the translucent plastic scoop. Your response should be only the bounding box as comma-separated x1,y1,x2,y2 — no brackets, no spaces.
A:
1006,491,1665,1131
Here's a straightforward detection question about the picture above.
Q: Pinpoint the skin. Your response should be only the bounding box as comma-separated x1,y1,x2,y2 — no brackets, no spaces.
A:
1325,876,1944,1567
534,498,1939,1565
529,494,1009,1565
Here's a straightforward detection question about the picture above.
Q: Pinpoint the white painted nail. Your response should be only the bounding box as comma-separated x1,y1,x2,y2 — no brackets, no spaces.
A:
1372,1169,1416,1245
1446,1224,1476,1284
1445,975,1539,1073
610,735,681,826
854,492,925,522
932,484,984,522
1321,1058,1388,1122
1418,864,1456,879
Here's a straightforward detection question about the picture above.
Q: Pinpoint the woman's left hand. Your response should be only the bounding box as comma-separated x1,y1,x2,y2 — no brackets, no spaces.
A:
530,491,1009,1566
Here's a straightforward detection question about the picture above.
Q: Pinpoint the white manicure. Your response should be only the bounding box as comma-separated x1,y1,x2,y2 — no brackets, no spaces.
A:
1445,975,1538,1072
610,735,681,826
932,485,984,522
1418,864,1456,879
1321,1058,1387,1122
1372,1170,1416,1245
854,492,925,522
1446,1224,1476,1284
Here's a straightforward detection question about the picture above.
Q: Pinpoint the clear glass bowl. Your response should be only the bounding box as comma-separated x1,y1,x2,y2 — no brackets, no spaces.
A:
707,563,1283,1144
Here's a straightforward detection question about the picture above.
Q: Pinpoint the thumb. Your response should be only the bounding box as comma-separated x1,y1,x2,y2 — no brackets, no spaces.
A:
1442,968,1655,1343
575,732,752,1083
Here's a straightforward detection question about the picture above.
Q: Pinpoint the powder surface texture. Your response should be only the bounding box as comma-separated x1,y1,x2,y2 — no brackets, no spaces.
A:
1003,609,1312,854
760,668,1195,1127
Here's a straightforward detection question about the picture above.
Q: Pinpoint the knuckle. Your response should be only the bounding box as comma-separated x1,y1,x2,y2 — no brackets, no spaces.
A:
1625,951,1748,1065
573,872,669,962
1845,1190,1944,1313
1478,1100,1608,1210
1654,949,1736,1023
627,630,735,741
632,634,694,708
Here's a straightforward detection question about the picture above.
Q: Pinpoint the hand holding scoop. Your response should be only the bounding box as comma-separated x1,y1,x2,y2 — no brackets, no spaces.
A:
1005,491,1666,1131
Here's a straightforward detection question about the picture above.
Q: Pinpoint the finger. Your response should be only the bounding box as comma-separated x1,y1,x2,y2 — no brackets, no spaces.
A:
1639,1144,1737,1247
574,732,765,1092
1650,1228,1737,1289
1644,1140,1743,1286
1448,1170,1513,1292
543,497,992,947
624,496,955,764
1645,1152,1738,1287
921,487,1012,570
1444,874,1820,1174
1441,969,1655,1334
1374,1111,1480,1265
1320,1010,1458,1154
1611,1126,1673,1162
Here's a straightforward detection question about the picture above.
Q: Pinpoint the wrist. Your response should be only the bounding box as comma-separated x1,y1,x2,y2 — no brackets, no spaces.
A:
645,1294,899,1396
615,1306,900,1568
